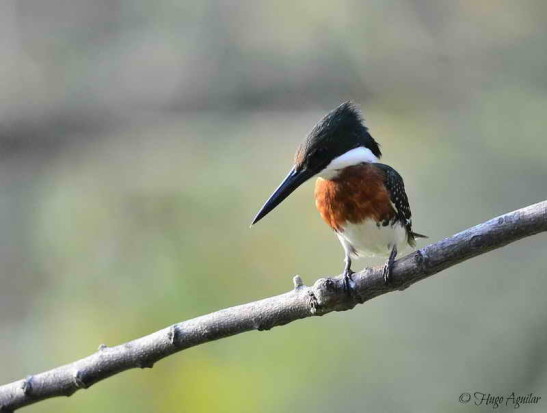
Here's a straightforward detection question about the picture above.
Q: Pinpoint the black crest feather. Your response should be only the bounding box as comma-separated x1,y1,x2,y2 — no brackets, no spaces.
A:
295,101,381,171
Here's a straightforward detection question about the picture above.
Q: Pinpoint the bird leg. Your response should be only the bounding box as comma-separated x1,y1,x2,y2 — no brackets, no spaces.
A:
383,245,398,284
342,253,354,295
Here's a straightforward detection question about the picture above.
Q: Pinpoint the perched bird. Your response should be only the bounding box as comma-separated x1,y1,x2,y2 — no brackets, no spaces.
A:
251,102,426,290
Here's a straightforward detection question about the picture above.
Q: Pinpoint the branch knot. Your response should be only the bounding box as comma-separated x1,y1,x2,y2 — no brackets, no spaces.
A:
292,275,304,290
167,325,179,347
21,376,33,397
308,290,319,314
73,371,88,390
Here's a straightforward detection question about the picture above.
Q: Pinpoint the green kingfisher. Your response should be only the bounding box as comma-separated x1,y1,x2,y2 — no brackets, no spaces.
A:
251,101,426,291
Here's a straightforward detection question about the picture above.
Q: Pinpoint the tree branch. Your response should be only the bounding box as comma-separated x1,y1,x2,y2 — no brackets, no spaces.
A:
1,201,546,411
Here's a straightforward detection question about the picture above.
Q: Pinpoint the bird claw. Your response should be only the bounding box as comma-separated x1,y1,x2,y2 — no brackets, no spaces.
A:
383,245,398,284
343,270,355,295
382,262,392,284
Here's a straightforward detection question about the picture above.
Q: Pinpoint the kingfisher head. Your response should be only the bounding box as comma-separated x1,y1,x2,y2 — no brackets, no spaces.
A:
251,101,381,225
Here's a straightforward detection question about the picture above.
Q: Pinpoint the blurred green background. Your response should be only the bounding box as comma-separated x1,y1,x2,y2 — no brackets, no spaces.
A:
1,1,546,412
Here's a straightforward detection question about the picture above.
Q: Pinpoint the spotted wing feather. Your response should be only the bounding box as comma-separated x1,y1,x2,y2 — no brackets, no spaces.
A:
375,163,424,247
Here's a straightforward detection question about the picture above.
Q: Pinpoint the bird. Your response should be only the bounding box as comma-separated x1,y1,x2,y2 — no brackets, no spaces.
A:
251,101,426,292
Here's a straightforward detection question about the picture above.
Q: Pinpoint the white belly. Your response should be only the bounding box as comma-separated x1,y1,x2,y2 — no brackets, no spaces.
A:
336,219,408,258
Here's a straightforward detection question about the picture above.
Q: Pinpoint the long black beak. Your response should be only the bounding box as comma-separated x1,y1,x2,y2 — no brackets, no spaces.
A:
251,167,315,226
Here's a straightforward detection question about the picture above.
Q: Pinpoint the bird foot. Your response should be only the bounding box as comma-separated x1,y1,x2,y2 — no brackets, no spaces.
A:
382,262,392,284
343,269,355,296
383,245,398,284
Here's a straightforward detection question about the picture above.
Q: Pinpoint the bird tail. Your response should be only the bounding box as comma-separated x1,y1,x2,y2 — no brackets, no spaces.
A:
408,231,428,248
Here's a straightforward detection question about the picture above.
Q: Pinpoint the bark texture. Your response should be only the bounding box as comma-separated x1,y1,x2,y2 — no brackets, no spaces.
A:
0,200,545,412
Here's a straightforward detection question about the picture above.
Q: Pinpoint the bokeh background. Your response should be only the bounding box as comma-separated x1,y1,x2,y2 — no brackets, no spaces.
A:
1,1,546,412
